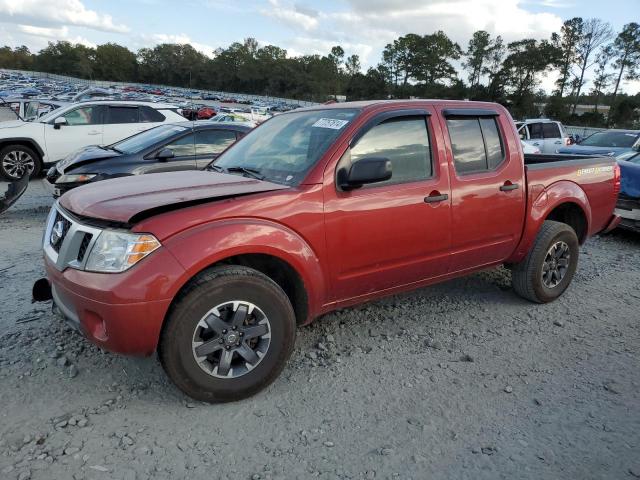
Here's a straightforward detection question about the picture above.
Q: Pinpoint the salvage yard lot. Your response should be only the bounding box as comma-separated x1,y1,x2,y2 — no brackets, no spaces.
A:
1,181,639,480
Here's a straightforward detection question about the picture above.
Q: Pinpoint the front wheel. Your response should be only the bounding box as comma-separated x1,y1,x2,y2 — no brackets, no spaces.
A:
512,220,579,303
0,145,41,180
159,265,296,403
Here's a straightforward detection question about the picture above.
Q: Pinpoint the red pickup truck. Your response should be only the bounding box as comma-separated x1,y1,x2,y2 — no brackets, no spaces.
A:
34,100,621,402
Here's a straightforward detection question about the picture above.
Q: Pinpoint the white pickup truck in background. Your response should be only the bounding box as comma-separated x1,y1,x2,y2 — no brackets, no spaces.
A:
516,119,570,154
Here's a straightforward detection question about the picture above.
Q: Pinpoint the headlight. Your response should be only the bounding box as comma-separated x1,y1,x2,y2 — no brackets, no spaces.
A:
85,230,160,273
56,174,96,184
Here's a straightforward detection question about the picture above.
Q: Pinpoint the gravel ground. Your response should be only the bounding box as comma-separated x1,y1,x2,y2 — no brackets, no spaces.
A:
1,180,639,480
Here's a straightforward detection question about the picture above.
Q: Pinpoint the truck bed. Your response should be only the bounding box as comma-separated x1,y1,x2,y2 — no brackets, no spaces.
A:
524,153,618,237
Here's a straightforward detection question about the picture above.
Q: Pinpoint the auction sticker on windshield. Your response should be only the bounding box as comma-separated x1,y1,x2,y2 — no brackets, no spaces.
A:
312,118,349,129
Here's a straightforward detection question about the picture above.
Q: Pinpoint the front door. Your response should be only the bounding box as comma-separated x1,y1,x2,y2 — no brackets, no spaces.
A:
194,129,238,169
441,111,525,272
324,111,452,303
44,105,104,163
144,132,196,173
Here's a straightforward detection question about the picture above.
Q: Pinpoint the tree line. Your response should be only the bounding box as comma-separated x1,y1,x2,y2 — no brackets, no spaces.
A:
1,19,639,127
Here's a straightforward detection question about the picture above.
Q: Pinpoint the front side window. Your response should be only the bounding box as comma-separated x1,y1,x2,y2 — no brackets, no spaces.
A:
214,108,359,186
195,130,237,155
447,117,505,174
107,107,139,124
164,133,195,157
64,106,101,126
347,116,432,185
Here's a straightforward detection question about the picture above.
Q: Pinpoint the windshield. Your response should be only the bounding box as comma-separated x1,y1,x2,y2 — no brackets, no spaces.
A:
113,124,189,154
579,131,640,148
213,108,359,185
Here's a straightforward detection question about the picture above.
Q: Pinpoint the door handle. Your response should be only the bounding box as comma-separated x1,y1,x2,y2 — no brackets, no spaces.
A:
88,131,101,135
424,193,448,203
500,182,519,192
554,140,562,144
532,142,540,146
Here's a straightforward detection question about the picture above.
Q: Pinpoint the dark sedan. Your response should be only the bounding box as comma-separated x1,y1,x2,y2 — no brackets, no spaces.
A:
46,122,251,197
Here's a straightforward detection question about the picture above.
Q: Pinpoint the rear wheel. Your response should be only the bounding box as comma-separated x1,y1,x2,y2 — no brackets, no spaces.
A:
159,265,296,403
0,145,41,180
512,220,579,303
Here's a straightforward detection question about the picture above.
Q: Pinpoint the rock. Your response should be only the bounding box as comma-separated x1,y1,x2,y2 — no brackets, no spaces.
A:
533,398,542,406
56,356,68,367
18,471,31,480
365,471,376,479
504,386,513,393
424,338,442,350
325,334,335,344
77,418,88,428
323,441,334,447
252,475,261,480
55,420,68,429
553,320,564,327
481,447,497,455
64,447,80,455
629,466,640,478
121,436,134,447
380,447,393,456
306,351,318,360
460,354,474,362
603,381,621,394
89,465,109,472
68,365,78,378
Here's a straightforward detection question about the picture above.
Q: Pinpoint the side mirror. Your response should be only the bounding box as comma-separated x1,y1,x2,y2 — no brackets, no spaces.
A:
53,117,67,129
338,157,392,190
156,148,175,161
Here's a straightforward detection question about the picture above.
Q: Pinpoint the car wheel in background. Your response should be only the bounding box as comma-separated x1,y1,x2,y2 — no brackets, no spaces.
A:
511,220,579,303
0,145,42,180
159,265,296,403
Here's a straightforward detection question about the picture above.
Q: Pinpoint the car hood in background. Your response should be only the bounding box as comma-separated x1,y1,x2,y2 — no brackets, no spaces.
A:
59,170,289,224
557,145,626,156
57,145,121,173
0,119,29,129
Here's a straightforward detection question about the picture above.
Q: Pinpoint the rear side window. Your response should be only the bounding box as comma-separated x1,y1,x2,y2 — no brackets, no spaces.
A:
528,123,543,139
348,116,432,185
107,106,139,124
195,129,237,155
542,123,561,139
140,106,165,123
447,117,505,174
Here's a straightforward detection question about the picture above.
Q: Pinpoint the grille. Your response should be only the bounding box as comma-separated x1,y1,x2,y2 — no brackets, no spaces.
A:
50,212,72,253
77,233,93,262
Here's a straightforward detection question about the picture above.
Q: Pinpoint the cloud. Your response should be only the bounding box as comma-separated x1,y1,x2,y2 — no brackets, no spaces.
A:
261,0,320,31
141,33,217,58
0,0,129,33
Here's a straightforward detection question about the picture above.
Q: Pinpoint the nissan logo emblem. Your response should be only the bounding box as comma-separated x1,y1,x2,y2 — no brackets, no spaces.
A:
50,220,65,246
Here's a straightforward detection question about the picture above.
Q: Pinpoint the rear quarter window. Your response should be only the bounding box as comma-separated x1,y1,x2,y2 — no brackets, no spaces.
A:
140,106,166,123
447,117,505,174
543,123,561,139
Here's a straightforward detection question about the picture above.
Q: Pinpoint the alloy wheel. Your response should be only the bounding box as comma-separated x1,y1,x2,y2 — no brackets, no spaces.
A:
541,240,570,288
192,301,271,379
2,150,35,179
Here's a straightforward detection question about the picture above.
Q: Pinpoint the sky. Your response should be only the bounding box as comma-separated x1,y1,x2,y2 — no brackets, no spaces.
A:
0,0,638,94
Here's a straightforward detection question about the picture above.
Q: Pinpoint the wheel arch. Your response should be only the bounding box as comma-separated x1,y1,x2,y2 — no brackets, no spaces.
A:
0,138,45,160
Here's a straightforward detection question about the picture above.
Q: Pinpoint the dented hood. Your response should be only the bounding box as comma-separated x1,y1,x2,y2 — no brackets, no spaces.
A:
59,170,289,224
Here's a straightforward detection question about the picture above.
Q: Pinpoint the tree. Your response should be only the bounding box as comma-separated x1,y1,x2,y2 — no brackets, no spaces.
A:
463,30,493,89
412,31,462,85
345,54,361,76
591,45,615,113
93,43,137,81
484,36,506,101
571,19,612,114
608,22,640,124
552,17,583,97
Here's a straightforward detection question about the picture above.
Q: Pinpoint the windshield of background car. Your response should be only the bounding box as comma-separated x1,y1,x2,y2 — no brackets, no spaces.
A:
579,131,640,148
113,124,189,154
213,108,359,185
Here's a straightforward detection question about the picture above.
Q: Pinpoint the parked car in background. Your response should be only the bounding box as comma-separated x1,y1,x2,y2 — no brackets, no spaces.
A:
516,119,570,154
521,140,541,154
557,129,640,157
209,113,257,127
34,100,621,402
46,122,251,197
1,98,67,122
0,100,185,180
615,157,640,233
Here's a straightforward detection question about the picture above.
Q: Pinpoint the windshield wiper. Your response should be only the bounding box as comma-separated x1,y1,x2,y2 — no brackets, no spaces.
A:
207,164,224,172
225,166,265,180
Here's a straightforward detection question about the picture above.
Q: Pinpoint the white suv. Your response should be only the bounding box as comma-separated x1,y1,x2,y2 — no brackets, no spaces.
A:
0,101,185,180
516,119,570,154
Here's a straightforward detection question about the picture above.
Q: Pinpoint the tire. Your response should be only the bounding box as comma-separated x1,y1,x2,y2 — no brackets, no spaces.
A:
0,144,42,180
512,220,579,303
159,265,296,403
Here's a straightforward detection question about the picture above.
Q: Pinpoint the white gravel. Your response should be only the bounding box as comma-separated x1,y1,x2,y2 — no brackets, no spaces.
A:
1,180,639,480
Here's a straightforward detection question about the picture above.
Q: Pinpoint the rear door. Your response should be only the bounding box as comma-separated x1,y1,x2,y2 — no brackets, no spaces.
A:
440,109,525,272
103,106,151,145
194,129,238,168
44,105,104,163
324,109,452,302
542,122,563,153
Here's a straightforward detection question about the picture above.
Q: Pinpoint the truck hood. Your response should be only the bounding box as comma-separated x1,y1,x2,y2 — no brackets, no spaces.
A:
59,170,289,224
57,145,120,173
557,145,625,156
